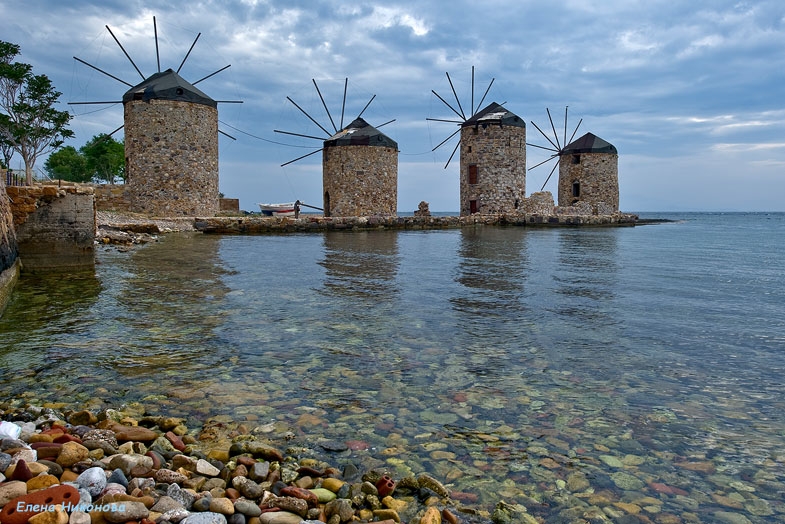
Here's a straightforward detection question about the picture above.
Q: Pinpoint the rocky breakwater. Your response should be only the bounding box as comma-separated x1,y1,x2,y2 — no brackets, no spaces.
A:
0,406,488,524
193,213,639,234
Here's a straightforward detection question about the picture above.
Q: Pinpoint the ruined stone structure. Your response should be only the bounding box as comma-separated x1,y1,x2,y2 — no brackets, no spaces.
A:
558,132,619,214
322,118,398,217
123,69,219,217
459,102,526,216
521,191,556,215
414,201,431,217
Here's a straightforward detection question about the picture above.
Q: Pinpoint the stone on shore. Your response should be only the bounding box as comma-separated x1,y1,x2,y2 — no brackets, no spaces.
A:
103,500,149,523
259,512,304,524
182,512,228,524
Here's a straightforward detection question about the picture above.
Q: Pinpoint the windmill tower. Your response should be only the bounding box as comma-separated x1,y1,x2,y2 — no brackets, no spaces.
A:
558,133,619,213
275,79,398,217
72,18,239,216
529,108,619,213
429,68,526,216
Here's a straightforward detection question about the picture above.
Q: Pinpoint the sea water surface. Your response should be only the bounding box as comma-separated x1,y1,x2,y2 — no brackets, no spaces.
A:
2,212,785,521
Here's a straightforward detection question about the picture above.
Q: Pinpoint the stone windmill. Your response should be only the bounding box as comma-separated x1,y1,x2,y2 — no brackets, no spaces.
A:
71,17,240,216
529,108,619,213
275,79,398,217
429,68,526,216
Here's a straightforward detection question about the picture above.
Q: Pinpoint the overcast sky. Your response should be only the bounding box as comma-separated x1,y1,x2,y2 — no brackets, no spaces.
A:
3,0,784,212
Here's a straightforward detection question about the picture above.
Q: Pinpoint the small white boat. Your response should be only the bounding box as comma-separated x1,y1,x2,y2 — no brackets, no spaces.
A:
258,202,297,216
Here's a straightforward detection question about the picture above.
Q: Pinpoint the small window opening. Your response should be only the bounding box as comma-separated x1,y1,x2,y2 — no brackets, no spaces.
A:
468,165,478,185
572,154,581,164
572,182,581,198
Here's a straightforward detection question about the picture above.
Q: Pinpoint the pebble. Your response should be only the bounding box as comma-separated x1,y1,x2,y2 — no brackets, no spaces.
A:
311,487,336,503
28,504,69,524
182,512,228,524
234,499,262,517
68,511,91,524
76,467,107,497
155,468,188,484
192,496,213,512
196,458,221,477
259,512,304,524
55,442,89,467
0,480,25,507
232,476,263,499
10,458,33,481
106,468,128,488
103,500,149,523
151,495,185,513
167,482,196,509
209,497,235,515
0,452,11,471
0,405,473,524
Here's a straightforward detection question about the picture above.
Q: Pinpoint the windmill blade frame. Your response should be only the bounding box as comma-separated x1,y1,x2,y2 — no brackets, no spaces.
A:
527,106,583,191
428,66,495,169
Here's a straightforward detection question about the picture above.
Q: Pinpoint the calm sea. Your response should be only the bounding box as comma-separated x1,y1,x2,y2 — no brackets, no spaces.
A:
2,212,784,521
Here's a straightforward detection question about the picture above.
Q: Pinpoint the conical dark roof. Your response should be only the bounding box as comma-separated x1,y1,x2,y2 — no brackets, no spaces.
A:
563,132,617,154
462,102,525,128
324,117,398,148
122,69,217,108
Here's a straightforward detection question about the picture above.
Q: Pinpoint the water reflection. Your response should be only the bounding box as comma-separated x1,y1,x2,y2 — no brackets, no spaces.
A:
107,233,232,376
318,230,400,303
553,228,619,303
451,227,529,318
316,230,402,367
450,227,531,382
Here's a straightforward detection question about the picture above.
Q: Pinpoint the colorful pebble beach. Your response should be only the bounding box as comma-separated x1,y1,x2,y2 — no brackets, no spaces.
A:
0,405,477,524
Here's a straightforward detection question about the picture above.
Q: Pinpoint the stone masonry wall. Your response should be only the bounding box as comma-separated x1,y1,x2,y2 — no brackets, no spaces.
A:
124,99,219,217
460,124,526,216
558,153,619,213
6,184,95,272
322,145,397,217
93,184,133,213
0,175,20,314
0,176,18,273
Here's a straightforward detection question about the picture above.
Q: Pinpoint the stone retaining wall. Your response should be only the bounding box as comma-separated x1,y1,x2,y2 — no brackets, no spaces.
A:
6,184,95,272
0,175,19,314
92,184,133,213
195,213,639,234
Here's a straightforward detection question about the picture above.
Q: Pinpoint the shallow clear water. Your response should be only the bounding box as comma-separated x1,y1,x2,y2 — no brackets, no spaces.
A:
2,212,785,521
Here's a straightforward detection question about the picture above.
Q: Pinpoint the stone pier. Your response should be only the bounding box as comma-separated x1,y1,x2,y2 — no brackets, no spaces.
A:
194,212,639,234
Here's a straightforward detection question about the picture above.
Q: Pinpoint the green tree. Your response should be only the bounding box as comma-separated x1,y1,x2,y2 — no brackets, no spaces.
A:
44,145,89,182
81,134,125,184
0,40,73,185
